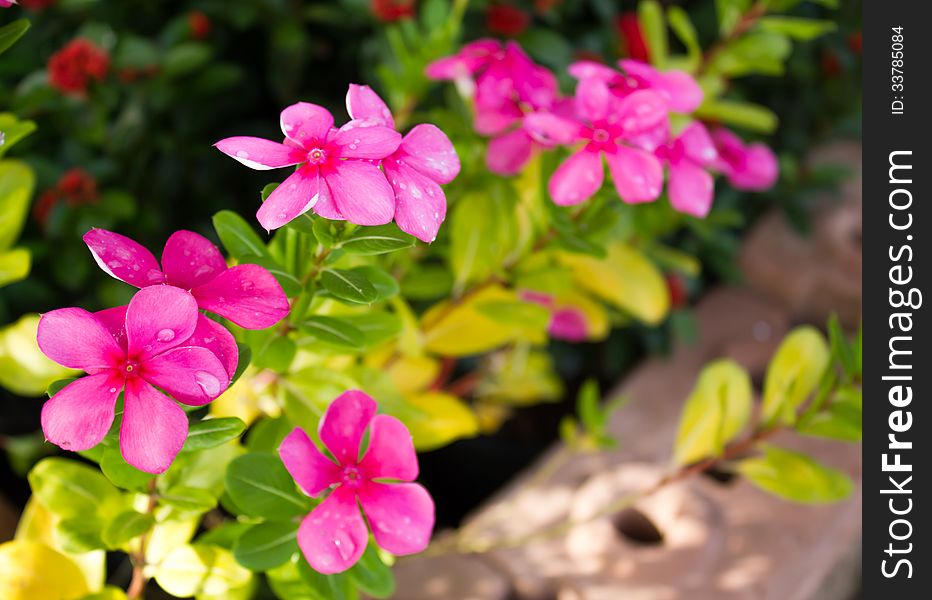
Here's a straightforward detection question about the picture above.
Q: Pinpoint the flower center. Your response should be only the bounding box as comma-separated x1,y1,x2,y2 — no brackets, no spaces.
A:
341,466,363,488
592,128,611,143
123,360,139,376
307,147,328,165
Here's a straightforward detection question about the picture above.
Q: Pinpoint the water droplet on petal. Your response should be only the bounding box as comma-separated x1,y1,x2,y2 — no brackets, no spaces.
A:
109,387,118,393
195,371,221,397
146,269,164,283
156,329,175,342
236,150,249,159
332,529,356,562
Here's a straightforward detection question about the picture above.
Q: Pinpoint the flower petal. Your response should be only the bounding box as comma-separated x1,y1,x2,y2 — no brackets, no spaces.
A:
575,78,612,122
142,345,230,406
568,60,621,82
297,486,369,574
399,124,461,184
677,122,717,166
358,415,418,481
256,165,320,231
161,230,229,290
125,286,199,361
358,482,434,556
731,143,779,191
185,315,239,378
312,175,344,220
616,89,668,135
668,160,714,218
95,306,128,351
345,84,394,128
41,373,121,452
83,228,164,288
657,71,704,113
37,308,123,370
318,390,377,465
279,427,341,497
280,102,334,146
549,308,589,342
548,149,604,206
605,145,663,203
525,112,585,146
192,264,290,329
120,378,187,474
384,160,446,243
324,161,395,227
213,137,305,170
486,128,534,176
332,122,401,160
424,39,500,80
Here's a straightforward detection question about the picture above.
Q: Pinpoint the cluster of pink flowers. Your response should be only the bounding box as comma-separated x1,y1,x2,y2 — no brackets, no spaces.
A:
37,228,289,473
214,85,460,243
426,40,778,217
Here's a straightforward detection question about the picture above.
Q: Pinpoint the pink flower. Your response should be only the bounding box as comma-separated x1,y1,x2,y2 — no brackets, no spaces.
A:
568,59,703,114
345,84,460,242
526,77,668,206
214,102,402,231
655,122,718,217
279,390,434,574
83,228,289,331
711,128,779,191
0,1,17,7
37,286,232,473
521,290,589,342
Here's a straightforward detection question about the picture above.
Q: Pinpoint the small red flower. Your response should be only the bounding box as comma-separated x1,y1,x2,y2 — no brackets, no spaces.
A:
33,169,99,226
20,0,56,10
616,12,650,62
371,0,415,22
665,274,688,309
848,31,862,55
32,190,60,227
533,0,561,13
487,4,531,37
48,39,109,96
188,11,211,40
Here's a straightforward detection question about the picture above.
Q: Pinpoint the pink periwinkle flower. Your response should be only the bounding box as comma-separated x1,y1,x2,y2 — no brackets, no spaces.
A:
215,101,402,231
655,122,718,218
521,290,589,343
568,59,703,114
711,128,779,191
37,286,232,473
525,77,668,206
83,228,289,331
345,84,460,242
0,1,16,7
279,390,434,574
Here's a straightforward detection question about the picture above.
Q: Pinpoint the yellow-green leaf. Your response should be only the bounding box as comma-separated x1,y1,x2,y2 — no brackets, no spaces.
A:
403,391,481,451
0,540,90,600
153,544,251,598
736,445,853,504
0,314,78,396
761,326,830,425
0,160,34,251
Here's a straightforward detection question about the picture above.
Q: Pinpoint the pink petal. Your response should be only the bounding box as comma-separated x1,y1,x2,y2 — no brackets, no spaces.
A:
486,128,534,176
280,102,334,147
37,308,123,371
185,315,239,378
297,486,369,574
95,306,128,351
358,482,434,556
668,160,715,217
120,378,188,474
424,55,471,80
616,89,668,135
332,122,401,160
549,308,589,342
425,39,501,80
125,286,199,361
548,149,604,206
358,415,418,481
473,103,522,137
192,264,290,329
731,143,779,191
384,160,446,243
657,70,704,113
399,124,461,184
161,230,229,290
312,176,344,220
605,145,663,203
257,165,321,231
575,78,612,122
525,112,585,146
41,373,121,452
324,161,395,227
142,345,230,406
677,122,717,166
83,228,164,288
568,60,621,83
278,427,341,497
318,390,377,465
345,84,394,128
213,137,305,170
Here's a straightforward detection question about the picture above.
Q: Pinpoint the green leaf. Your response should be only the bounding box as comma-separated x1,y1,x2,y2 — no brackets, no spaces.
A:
673,360,752,465
312,218,338,247
761,326,831,425
298,558,358,600
797,387,862,441
0,160,35,251
233,521,299,571
320,269,379,304
0,247,31,287
225,452,311,520
348,545,395,598
183,418,247,452
756,17,836,41
230,343,251,387
708,31,792,77
299,316,366,350
827,314,856,379
449,190,518,291
239,254,302,296
254,335,297,372
715,0,751,36
163,42,213,77
341,224,416,255
576,379,604,432
100,447,155,490
55,517,107,553
0,112,37,158
666,7,701,69
401,265,453,300
0,19,30,56
153,544,252,598
346,313,403,348
354,266,399,300
102,510,154,548
638,1,668,67
694,99,778,134
28,458,122,519
736,445,853,503
474,299,551,333
159,485,218,514
213,210,271,261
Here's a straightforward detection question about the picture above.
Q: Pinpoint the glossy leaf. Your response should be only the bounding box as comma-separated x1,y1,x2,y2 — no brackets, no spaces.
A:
233,521,299,571
737,445,854,504
183,417,247,452
102,510,154,548
342,224,416,255
224,453,311,520
761,326,831,425
320,269,379,304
